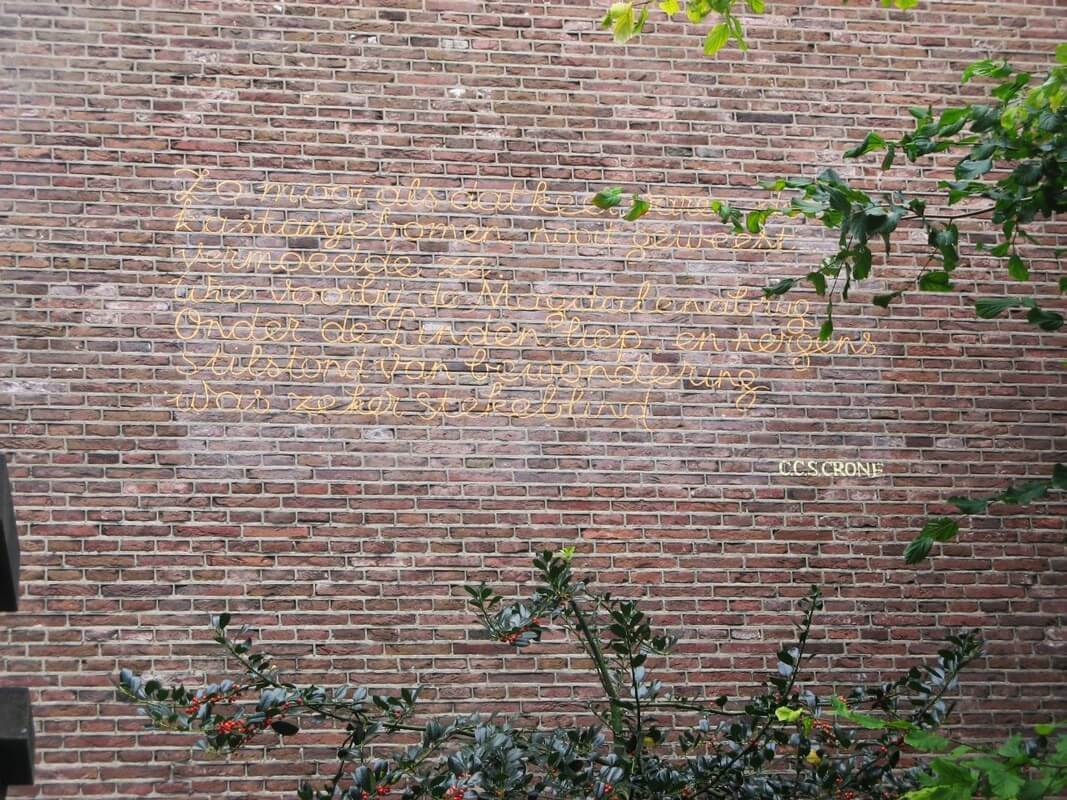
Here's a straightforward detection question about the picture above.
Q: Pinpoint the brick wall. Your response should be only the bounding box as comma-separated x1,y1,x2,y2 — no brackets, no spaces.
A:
1,1,1065,797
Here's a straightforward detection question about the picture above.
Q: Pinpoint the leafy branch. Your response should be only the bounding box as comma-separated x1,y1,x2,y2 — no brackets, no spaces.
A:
592,46,1067,564
600,0,918,57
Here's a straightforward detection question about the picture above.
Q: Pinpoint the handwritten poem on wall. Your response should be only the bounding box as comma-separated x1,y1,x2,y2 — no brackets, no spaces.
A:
168,169,876,428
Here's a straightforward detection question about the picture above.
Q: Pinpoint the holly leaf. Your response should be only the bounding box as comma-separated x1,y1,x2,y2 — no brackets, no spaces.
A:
271,720,300,736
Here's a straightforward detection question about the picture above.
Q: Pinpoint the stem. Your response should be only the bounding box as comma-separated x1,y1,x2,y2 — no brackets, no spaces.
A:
327,728,360,796
692,590,819,800
568,597,625,756
623,620,645,775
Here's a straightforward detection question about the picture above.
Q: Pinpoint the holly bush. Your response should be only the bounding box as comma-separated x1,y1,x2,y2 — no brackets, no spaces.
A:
120,550,991,800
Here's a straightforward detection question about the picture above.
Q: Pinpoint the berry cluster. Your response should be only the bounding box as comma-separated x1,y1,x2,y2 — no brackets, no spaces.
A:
831,775,858,800
443,785,465,800
217,718,250,735
357,785,392,800
812,718,836,737
498,618,543,645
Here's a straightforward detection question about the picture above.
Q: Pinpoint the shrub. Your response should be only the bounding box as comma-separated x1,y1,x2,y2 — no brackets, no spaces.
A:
119,550,983,800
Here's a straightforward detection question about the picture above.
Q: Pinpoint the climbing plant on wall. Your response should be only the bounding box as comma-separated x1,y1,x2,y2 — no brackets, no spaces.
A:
592,46,1067,563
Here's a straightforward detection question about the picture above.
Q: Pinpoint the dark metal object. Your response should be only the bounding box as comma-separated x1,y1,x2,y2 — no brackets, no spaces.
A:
0,455,18,612
0,455,33,796
0,688,34,793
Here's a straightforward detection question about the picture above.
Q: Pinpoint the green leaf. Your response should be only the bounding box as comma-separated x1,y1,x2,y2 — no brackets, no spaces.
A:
745,0,765,11
624,194,651,221
726,14,748,51
929,223,959,270
975,297,1022,319
556,545,576,561
592,187,624,209
608,2,638,42
921,517,959,543
845,132,888,158
1019,780,1049,800
1051,463,1067,490
963,59,1012,83
948,495,989,515
1057,43,1067,65
1001,479,1050,506
997,736,1025,759
830,696,891,730
919,271,953,291
902,788,949,800
930,758,979,789
807,271,827,296
904,535,933,564
905,730,954,753
993,72,1032,102
873,291,903,308
658,0,680,13
938,107,971,136
853,246,872,280
1008,254,1029,281
775,706,806,722
1026,306,1065,331
764,277,797,297
972,757,1025,800
818,317,834,341
955,157,993,180
881,142,897,170
703,22,730,56
686,0,713,22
